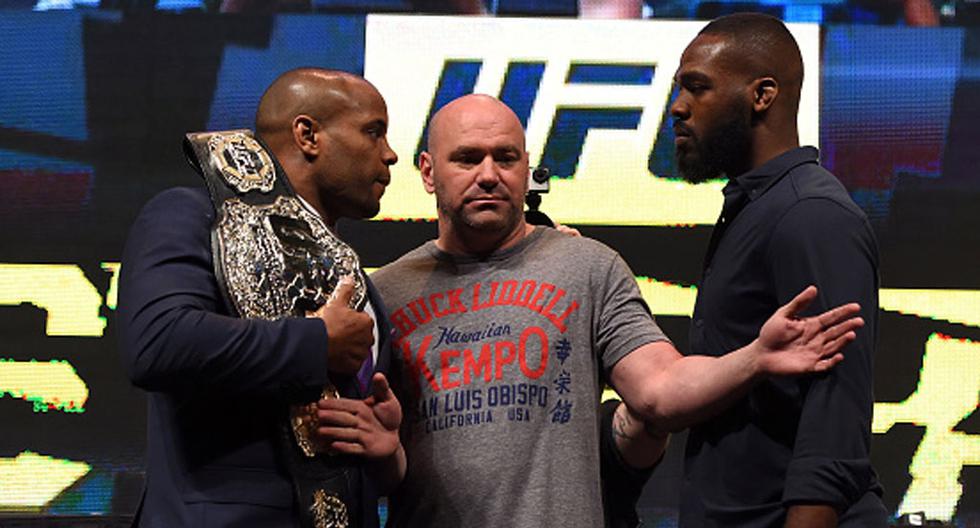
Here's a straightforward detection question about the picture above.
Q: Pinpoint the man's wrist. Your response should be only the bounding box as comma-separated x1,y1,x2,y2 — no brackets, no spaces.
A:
368,441,402,464
641,420,670,440
612,403,669,469
367,442,406,493
742,338,769,380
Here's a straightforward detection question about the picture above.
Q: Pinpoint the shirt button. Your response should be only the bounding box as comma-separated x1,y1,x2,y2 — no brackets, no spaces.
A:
695,319,704,328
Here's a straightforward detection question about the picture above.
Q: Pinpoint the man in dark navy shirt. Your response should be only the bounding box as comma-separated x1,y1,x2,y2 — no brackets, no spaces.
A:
671,13,888,527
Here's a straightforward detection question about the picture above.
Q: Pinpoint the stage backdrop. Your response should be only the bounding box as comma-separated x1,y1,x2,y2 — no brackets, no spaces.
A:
0,11,977,526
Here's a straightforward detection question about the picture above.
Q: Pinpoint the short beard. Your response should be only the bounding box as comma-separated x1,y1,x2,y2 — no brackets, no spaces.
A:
436,190,523,242
677,102,752,183
453,204,521,234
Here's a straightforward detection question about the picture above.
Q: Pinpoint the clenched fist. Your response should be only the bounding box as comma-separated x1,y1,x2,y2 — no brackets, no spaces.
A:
310,277,374,375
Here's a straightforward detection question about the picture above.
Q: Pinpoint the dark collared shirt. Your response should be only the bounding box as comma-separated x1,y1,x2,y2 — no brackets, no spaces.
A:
681,147,887,527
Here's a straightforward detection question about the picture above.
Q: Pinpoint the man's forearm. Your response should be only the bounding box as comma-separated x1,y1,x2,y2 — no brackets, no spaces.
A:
611,402,669,469
616,287,858,433
366,443,407,495
652,343,765,432
619,341,766,434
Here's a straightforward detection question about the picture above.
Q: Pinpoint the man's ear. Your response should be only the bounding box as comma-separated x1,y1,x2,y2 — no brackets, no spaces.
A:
292,115,319,157
752,77,778,113
419,151,436,194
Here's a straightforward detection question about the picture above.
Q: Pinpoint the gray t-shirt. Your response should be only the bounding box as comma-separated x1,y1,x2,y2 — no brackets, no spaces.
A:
372,227,668,528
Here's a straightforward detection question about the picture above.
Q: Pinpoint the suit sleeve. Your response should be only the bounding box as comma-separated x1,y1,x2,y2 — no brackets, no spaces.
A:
768,197,880,511
117,187,329,399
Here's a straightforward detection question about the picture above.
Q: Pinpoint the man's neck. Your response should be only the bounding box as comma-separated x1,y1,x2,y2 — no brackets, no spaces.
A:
295,189,340,231
279,157,339,229
436,222,534,257
748,128,800,174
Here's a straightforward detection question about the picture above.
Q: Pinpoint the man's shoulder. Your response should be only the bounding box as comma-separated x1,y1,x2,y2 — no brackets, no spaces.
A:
769,165,878,254
371,243,434,288
126,187,214,249
530,227,620,262
782,164,867,220
139,186,212,218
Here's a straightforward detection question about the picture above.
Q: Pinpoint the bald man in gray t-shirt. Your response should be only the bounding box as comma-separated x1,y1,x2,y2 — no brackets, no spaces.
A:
374,94,865,527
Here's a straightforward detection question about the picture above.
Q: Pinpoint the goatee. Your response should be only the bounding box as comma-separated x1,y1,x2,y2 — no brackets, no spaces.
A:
676,103,752,183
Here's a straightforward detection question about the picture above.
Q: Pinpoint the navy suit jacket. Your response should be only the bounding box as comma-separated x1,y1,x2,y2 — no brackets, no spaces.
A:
118,187,392,528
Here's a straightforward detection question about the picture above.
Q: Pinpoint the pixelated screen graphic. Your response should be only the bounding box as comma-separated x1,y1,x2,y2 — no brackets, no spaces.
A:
0,9,977,527
16,0,980,28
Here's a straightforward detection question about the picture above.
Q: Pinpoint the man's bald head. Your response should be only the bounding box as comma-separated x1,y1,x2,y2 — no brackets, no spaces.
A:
697,13,803,111
426,94,525,158
419,94,530,256
252,68,397,226
255,68,380,146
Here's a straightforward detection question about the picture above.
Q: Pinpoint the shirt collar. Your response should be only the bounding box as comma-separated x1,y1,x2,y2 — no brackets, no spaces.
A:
296,194,343,237
297,195,322,220
726,146,820,201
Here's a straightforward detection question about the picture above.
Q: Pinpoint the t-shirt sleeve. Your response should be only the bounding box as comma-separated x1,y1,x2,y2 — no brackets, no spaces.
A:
594,251,671,375
768,197,880,511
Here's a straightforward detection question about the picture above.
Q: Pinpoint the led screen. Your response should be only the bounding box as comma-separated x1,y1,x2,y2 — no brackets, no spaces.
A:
0,11,977,526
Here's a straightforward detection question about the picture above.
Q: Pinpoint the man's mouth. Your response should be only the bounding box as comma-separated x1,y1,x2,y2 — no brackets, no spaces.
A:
673,125,694,148
466,195,506,207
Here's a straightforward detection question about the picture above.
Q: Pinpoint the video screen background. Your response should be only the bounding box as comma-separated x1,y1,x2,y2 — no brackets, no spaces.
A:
0,8,977,526
15,0,980,27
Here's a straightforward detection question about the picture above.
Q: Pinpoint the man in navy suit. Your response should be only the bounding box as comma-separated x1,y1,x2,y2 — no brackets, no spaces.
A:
118,68,403,527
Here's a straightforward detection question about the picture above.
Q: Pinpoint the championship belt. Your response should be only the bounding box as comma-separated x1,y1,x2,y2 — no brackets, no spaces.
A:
183,129,365,528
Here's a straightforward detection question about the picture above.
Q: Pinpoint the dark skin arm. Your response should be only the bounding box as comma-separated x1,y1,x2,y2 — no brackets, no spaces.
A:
785,504,838,527
310,277,375,375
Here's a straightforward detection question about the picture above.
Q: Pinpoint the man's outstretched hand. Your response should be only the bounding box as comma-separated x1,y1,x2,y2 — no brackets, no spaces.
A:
754,286,864,376
314,373,402,459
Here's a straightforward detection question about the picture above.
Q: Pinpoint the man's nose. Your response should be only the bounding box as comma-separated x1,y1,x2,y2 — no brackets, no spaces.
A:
382,138,398,166
475,158,500,188
670,91,689,120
